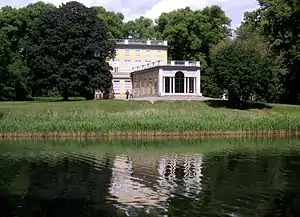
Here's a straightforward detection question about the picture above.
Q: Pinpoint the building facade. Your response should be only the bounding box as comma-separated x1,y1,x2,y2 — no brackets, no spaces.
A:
131,60,202,97
94,39,202,99
109,39,168,98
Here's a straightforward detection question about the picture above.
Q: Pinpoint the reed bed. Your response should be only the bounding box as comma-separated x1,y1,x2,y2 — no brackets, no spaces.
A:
1,100,300,136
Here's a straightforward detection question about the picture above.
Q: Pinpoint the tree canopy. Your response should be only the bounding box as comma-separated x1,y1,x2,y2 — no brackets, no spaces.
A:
24,1,115,100
0,1,233,101
240,0,300,104
1,0,299,106
210,32,285,108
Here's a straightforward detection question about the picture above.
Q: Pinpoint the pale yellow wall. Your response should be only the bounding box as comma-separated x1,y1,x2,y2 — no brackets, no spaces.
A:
108,42,167,98
109,46,168,74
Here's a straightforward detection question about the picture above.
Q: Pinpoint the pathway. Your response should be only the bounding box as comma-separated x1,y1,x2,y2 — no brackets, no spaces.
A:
127,96,216,104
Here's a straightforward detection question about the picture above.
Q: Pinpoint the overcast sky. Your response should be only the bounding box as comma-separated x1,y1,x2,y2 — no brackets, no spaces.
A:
1,0,259,28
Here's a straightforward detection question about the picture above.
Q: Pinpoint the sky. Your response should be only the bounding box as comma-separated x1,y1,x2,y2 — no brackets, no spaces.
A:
1,0,259,29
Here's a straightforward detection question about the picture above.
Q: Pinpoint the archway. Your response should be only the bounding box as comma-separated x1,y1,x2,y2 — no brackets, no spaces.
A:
175,71,184,93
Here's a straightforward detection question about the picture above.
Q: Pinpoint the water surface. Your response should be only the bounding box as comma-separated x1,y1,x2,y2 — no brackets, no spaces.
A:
1,137,300,216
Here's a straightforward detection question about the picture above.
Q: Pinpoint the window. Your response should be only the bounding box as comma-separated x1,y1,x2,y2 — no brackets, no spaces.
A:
114,59,120,62
115,49,119,55
157,50,161,56
164,77,170,93
124,80,132,92
125,49,130,56
146,50,150,56
113,80,120,93
145,60,151,63
135,60,141,63
136,49,140,56
189,77,195,93
124,59,131,63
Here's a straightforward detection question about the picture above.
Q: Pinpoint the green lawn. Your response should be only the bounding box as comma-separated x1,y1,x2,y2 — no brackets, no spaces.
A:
0,99,300,134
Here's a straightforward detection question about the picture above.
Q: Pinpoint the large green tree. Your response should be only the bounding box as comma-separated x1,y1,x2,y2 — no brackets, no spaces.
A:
242,0,300,104
210,33,285,108
124,16,158,39
24,1,115,100
156,6,231,65
92,6,125,39
0,2,56,100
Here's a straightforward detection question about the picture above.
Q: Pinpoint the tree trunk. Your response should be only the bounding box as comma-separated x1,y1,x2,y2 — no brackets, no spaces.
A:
228,90,241,108
62,88,69,101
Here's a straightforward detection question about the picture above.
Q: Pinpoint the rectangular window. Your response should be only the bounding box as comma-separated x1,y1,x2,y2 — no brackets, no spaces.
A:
164,77,170,93
157,50,161,56
136,49,140,56
113,80,120,93
124,80,132,92
124,59,131,63
125,49,130,56
146,50,150,56
189,77,195,93
114,59,120,62
135,60,141,63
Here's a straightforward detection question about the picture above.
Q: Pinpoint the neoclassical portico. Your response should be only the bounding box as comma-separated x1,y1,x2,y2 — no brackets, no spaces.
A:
131,60,202,97
160,70,200,96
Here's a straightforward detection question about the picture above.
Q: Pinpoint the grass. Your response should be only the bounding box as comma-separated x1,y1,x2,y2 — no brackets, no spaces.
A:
1,99,300,136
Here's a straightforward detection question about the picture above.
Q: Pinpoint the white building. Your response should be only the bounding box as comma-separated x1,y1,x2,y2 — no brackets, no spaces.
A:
131,60,202,97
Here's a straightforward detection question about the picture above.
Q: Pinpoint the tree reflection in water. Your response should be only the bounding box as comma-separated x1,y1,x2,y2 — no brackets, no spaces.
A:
1,148,300,217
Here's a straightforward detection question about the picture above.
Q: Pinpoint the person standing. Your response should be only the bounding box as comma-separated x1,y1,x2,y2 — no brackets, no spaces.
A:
125,90,130,99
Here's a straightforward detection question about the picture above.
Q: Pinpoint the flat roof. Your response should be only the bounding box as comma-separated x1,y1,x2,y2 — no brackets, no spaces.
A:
130,65,200,76
110,39,168,47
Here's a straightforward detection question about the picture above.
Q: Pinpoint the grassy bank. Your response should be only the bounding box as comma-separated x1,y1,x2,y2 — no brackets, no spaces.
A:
1,100,300,136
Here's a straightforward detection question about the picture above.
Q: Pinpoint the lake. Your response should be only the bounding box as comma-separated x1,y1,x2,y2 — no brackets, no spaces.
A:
1,137,300,216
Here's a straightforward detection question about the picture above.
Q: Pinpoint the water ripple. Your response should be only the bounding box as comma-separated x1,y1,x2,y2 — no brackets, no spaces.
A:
1,139,300,216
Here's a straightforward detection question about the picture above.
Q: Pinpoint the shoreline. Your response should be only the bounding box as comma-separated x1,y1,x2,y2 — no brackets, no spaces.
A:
1,130,300,140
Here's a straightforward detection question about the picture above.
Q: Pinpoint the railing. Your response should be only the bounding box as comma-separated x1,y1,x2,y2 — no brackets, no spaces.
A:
110,39,168,46
131,60,200,71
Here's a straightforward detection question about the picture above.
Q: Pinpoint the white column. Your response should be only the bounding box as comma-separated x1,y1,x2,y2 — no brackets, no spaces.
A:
187,78,190,94
194,78,196,94
196,70,201,96
162,77,165,94
184,78,186,93
158,69,163,96
172,77,175,93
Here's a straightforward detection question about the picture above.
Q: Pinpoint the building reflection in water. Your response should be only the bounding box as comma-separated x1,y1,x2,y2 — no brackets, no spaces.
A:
109,154,203,213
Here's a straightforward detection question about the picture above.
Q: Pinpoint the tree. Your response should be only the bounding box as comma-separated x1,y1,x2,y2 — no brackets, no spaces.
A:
0,32,12,100
24,1,115,100
92,6,125,39
0,2,56,100
156,6,231,65
210,34,285,108
123,16,159,39
241,0,300,104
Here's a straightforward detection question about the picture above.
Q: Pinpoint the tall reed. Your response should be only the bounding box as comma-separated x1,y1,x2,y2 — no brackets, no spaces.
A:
1,100,300,134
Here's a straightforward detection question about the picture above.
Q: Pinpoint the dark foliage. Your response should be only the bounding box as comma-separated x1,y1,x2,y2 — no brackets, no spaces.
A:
24,1,115,100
